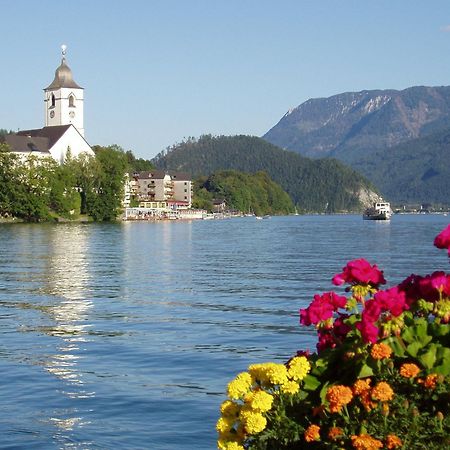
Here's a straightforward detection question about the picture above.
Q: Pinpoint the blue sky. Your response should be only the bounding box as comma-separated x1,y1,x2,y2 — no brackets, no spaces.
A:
2,1,450,159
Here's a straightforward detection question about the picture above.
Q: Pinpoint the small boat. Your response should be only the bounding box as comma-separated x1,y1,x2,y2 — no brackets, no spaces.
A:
363,200,392,220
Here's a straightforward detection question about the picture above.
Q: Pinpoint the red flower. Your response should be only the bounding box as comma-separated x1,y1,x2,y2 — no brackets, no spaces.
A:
332,259,386,287
434,224,450,256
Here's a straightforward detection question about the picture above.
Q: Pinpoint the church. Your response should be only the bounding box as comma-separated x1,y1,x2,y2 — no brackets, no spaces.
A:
4,45,94,163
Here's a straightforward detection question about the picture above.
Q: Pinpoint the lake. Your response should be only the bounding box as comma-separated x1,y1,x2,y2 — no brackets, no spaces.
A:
0,214,449,449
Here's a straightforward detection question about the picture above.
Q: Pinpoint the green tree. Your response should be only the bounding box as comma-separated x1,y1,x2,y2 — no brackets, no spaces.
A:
86,145,128,221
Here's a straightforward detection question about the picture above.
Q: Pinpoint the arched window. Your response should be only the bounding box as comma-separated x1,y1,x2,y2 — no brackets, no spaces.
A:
69,95,75,107
51,94,55,108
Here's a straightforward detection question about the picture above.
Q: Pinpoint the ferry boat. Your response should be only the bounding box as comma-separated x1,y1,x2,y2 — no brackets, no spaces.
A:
363,201,392,220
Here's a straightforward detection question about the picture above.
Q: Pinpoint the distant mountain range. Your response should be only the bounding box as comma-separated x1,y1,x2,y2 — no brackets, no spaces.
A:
263,86,450,204
152,135,378,213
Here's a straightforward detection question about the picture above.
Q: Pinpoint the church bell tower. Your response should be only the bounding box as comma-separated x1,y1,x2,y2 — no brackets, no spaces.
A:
44,45,85,137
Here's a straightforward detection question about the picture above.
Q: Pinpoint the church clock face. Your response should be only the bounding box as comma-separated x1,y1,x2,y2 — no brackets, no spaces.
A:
49,110,55,118
69,111,75,118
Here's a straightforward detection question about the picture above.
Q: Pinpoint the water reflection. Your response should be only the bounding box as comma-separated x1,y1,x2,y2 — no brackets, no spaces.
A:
36,226,96,444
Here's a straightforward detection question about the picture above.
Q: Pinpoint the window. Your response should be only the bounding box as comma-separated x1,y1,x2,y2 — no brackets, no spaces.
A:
69,95,75,107
51,94,55,108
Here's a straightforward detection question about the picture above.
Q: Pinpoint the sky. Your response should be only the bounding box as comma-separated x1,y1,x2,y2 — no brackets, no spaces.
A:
2,0,450,159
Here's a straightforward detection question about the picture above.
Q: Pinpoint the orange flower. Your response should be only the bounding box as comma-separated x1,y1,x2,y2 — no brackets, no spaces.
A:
423,373,439,389
326,385,353,413
353,378,371,395
370,342,392,360
351,433,383,450
386,434,402,449
328,426,344,441
360,390,377,412
399,363,420,378
304,424,320,442
371,381,394,402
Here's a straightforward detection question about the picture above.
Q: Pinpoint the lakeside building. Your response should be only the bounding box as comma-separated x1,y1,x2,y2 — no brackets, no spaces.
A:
129,171,193,207
2,45,94,164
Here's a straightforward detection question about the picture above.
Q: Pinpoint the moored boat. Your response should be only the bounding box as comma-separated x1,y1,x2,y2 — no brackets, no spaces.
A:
363,200,392,220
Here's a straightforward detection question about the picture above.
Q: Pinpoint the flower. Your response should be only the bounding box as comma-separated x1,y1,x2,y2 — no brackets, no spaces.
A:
304,424,321,442
220,400,240,418
239,410,267,434
216,417,234,433
423,373,439,389
371,381,394,402
217,440,245,450
373,287,408,317
328,426,344,441
434,224,450,255
386,434,402,449
287,356,310,381
280,380,300,395
227,372,252,400
399,363,421,378
353,378,372,395
332,258,386,287
248,362,288,386
245,390,273,413
326,385,353,413
356,317,380,344
370,342,392,360
351,433,383,450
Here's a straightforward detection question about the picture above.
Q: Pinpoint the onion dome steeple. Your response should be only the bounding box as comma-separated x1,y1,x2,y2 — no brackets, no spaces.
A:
45,44,82,90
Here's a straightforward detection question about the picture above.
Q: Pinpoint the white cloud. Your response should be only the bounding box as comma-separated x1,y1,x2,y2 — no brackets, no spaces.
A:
440,25,450,32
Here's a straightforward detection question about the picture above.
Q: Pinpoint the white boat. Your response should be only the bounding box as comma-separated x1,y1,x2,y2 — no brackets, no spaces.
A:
363,201,392,220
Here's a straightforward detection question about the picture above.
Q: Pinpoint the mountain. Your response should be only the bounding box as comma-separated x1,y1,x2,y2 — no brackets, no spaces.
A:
351,126,450,204
152,135,379,213
263,86,450,204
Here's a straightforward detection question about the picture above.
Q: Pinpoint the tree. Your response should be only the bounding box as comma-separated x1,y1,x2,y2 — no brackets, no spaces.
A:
86,145,128,221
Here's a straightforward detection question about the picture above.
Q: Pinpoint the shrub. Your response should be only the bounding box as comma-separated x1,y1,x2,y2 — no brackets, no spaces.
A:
217,225,450,449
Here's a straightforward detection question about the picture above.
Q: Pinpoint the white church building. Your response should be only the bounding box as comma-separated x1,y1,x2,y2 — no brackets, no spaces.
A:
4,46,94,163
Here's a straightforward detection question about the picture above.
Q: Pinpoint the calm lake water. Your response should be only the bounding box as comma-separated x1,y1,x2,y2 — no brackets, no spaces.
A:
0,214,449,449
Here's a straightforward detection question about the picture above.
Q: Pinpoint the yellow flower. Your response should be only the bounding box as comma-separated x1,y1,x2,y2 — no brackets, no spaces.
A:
240,410,267,434
386,434,402,449
370,342,392,360
248,362,288,386
216,417,234,434
220,400,240,418
399,363,421,378
280,380,300,395
245,390,273,413
217,439,245,450
351,433,383,450
304,424,321,442
287,356,311,381
227,372,252,400
326,385,353,413
371,381,394,402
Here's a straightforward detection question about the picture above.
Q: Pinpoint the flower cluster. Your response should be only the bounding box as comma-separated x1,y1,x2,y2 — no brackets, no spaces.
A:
217,357,310,449
218,224,450,449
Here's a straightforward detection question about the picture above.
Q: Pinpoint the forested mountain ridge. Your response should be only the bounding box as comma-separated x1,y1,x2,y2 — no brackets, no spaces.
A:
152,135,379,213
263,86,450,163
351,126,450,204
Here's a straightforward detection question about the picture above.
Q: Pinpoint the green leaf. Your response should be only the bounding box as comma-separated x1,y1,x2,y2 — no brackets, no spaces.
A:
303,374,321,391
406,341,423,358
418,345,437,370
357,363,374,378
386,336,406,357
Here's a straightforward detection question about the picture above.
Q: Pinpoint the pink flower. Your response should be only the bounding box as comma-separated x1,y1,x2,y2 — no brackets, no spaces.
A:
362,299,382,322
373,287,408,317
317,330,338,352
299,292,347,326
332,258,386,287
356,318,380,344
434,224,450,256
